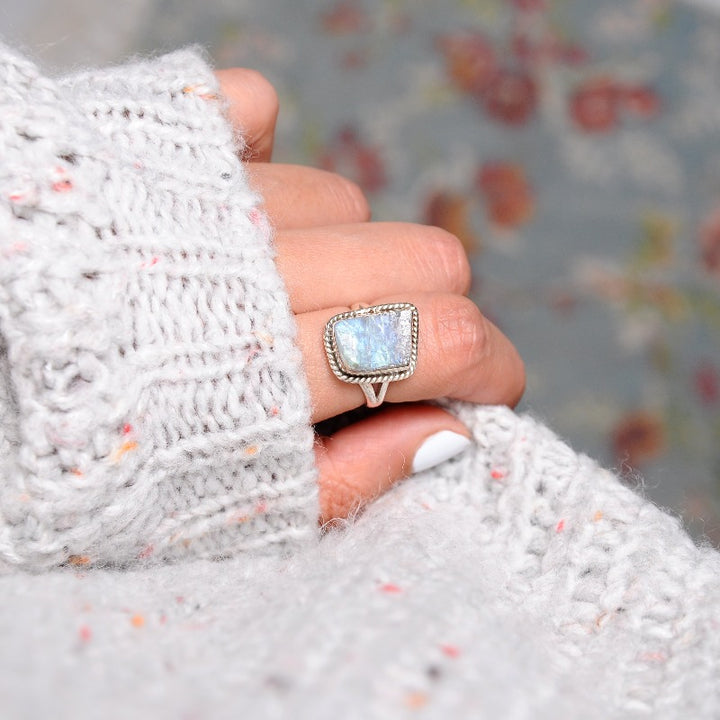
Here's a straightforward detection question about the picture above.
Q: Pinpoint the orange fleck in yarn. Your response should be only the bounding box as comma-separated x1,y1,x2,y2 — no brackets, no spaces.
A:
112,441,138,462
68,555,91,566
405,692,428,709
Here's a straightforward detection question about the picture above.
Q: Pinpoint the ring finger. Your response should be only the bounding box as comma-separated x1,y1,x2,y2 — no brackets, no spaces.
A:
297,292,525,423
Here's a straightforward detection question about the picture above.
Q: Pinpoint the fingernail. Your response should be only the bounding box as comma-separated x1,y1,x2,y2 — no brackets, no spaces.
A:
411,431,472,474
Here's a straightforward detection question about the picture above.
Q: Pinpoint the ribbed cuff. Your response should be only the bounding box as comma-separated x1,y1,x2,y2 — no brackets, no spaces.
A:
0,47,318,568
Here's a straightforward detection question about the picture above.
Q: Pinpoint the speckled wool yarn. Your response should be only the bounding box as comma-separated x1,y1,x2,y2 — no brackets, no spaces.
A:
1,406,719,719
0,45,318,568
0,45,719,720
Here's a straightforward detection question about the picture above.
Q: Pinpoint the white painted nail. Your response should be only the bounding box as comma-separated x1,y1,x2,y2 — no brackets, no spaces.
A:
411,431,472,474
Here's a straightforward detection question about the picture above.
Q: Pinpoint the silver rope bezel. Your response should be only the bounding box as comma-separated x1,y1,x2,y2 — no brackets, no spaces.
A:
323,302,419,385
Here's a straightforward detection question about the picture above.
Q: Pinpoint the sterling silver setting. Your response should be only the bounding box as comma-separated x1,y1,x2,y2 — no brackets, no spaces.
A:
324,302,419,408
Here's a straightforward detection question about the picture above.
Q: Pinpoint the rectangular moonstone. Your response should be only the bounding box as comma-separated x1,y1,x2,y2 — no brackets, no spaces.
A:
333,308,413,374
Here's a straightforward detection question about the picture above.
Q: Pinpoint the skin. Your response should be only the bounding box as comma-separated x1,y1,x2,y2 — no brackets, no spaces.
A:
214,69,526,522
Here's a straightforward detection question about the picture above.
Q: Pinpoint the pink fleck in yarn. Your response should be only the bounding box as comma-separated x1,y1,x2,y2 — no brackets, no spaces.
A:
0,45,318,567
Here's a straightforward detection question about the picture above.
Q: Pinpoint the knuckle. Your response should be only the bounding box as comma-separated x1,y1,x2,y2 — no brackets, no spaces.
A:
434,297,489,372
508,351,527,407
513,358,527,406
242,69,280,120
331,175,371,222
420,227,472,294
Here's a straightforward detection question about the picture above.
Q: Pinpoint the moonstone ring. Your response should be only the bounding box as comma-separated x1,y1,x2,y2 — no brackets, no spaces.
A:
324,302,419,408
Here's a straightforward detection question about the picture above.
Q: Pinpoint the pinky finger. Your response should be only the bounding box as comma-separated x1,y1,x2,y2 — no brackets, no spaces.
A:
315,404,472,523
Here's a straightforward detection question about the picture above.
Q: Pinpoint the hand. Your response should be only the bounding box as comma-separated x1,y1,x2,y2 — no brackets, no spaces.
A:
216,70,525,521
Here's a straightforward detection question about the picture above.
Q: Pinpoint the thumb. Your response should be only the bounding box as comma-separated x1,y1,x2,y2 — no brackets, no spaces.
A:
315,404,471,523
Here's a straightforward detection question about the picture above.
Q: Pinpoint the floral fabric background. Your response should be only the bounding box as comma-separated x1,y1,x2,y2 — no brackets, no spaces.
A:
3,0,720,544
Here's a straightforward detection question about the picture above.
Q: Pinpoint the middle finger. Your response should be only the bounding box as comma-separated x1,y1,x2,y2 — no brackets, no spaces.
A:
276,222,472,313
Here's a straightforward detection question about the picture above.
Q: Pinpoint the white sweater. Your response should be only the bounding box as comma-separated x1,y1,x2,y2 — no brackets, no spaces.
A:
0,45,718,719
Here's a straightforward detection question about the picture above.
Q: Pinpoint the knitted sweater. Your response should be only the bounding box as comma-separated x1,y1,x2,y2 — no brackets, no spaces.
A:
1,46,719,719
0,45,318,567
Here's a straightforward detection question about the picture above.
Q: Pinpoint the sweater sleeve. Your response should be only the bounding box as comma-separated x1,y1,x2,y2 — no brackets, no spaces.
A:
0,45,319,569
404,402,720,714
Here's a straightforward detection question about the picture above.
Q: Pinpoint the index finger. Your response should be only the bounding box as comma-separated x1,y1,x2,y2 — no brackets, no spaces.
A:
215,68,279,162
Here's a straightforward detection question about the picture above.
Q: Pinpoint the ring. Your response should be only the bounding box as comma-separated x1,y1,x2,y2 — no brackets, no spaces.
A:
324,302,419,408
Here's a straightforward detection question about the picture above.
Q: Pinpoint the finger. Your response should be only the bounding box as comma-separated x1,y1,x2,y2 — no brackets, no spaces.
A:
215,68,279,162
316,404,471,522
276,222,471,313
246,164,370,230
298,292,525,423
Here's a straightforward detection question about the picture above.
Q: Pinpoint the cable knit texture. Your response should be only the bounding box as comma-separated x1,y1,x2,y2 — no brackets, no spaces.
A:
0,47,719,719
0,45,318,567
